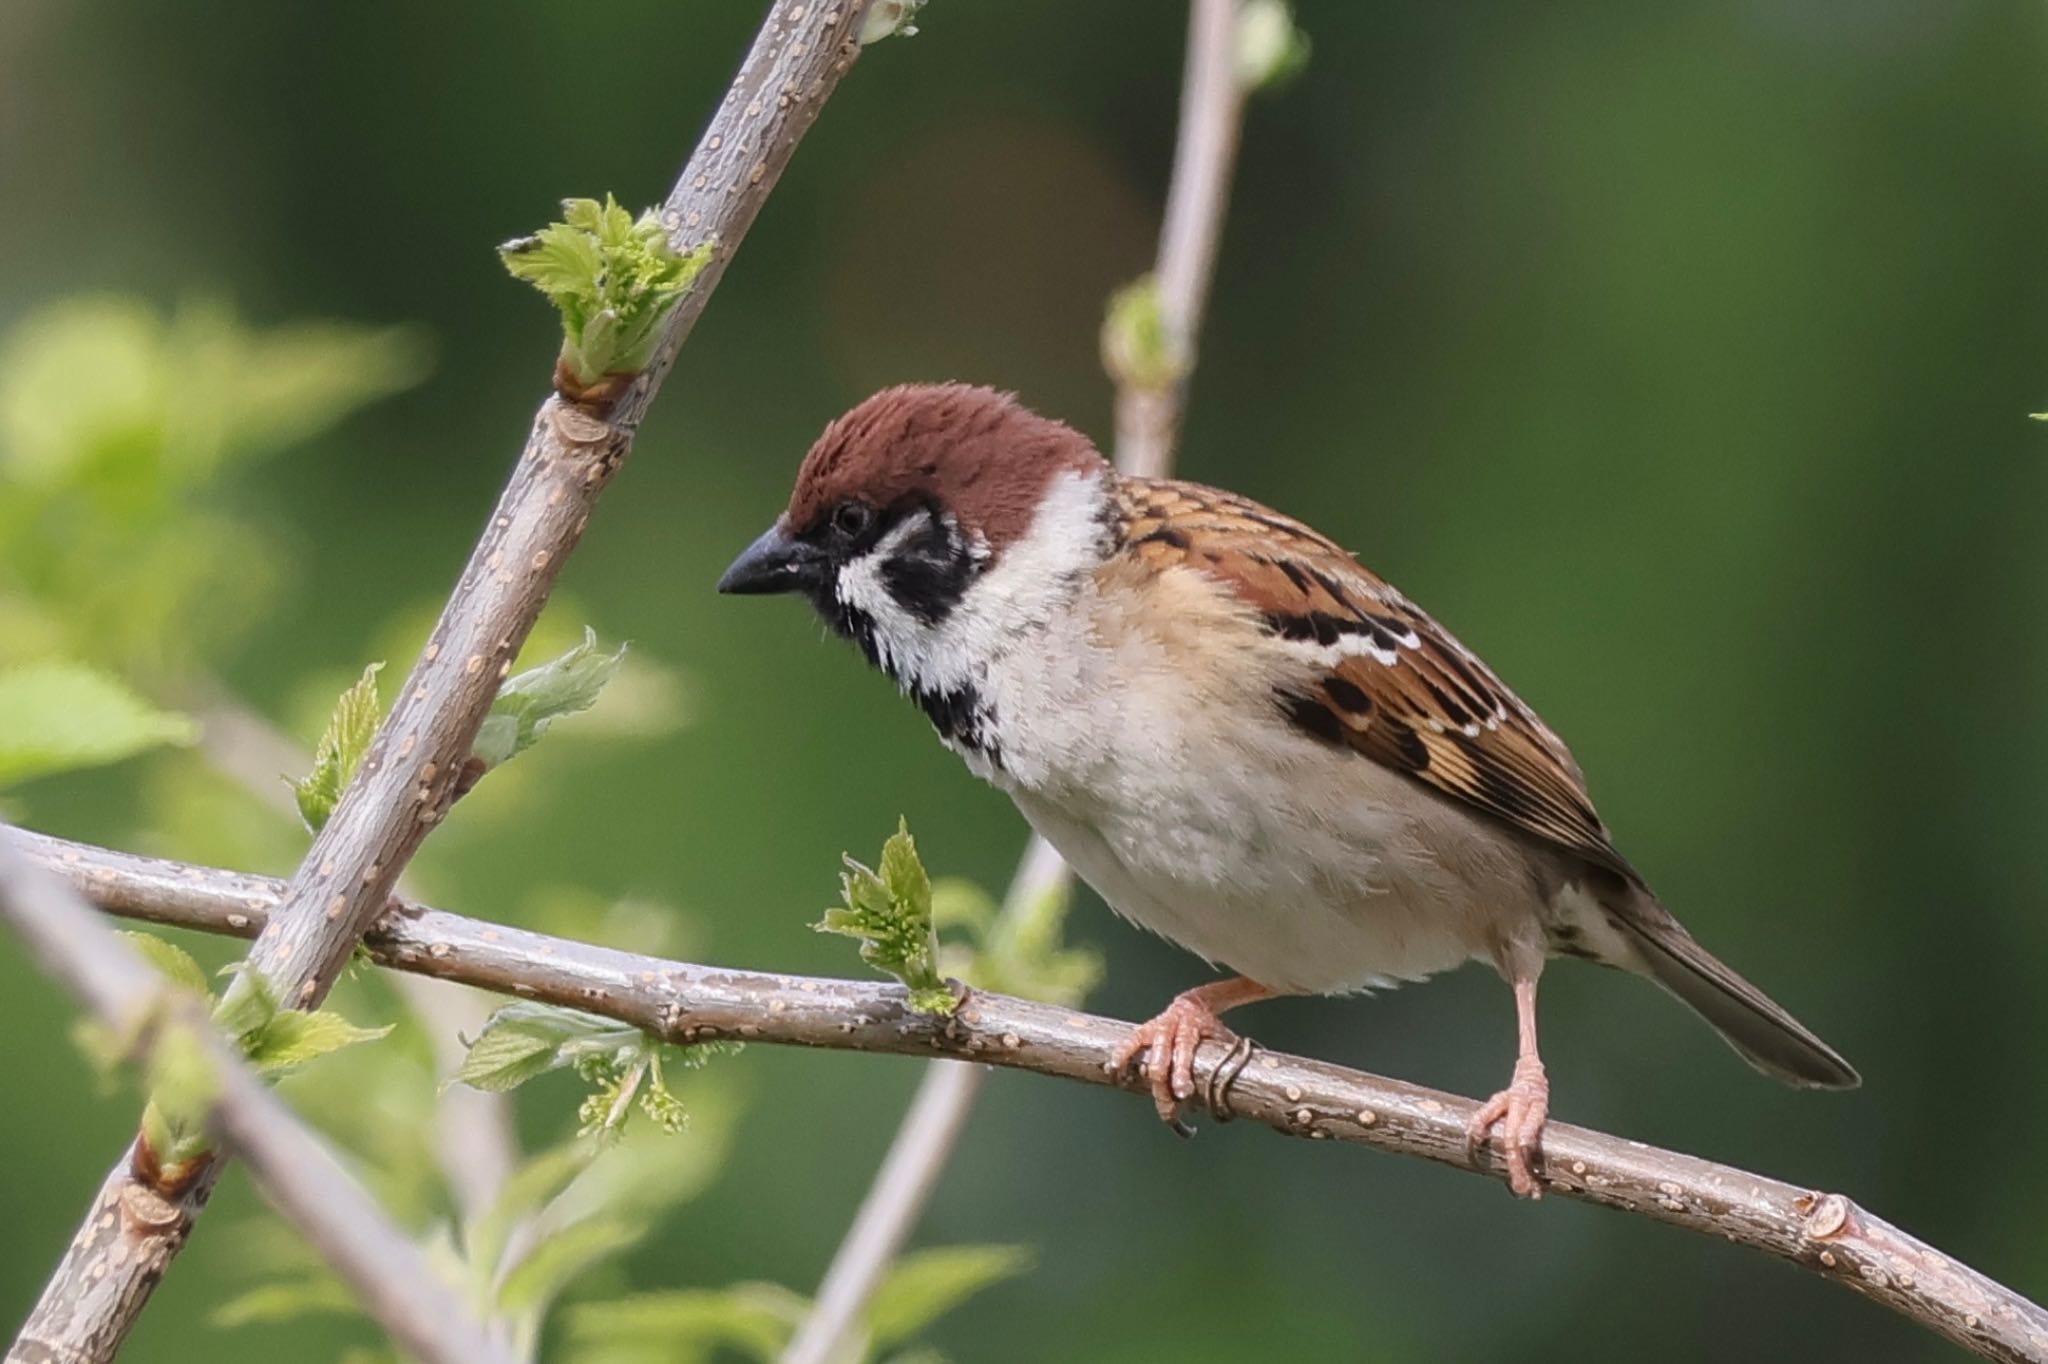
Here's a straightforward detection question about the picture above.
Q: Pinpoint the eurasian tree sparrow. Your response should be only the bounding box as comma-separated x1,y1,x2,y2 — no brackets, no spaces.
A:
719,383,1858,1197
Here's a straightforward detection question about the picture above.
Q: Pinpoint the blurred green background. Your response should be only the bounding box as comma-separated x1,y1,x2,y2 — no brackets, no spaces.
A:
3,0,2046,1359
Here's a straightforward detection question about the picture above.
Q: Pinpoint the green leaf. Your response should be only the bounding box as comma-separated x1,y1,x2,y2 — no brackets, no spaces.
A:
496,1214,647,1315
210,1275,356,1328
928,878,997,935
244,1008,392,1077
291,662,384,831
498,222,603,298
456,1001,726,1138
972,876,1102,1008
456,1001,633,1093
0,659,196,787
0,296,427,489
120,931,210,997
867,1245,1034,1350
565,1283,807,1360
816,820,956,1014
472,627,625,770
456,1009,584,1093
467,1139,602,1280
500,196,715,387
211,961,282,1043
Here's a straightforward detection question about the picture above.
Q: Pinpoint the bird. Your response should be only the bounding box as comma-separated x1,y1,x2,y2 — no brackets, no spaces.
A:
717,381,1858,1197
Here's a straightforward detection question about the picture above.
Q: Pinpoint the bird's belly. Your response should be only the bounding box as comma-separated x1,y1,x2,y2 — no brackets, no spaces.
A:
1009,752,1538,997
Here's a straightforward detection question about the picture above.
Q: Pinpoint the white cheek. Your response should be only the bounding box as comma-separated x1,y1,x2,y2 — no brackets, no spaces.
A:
834,514,930,677
830,469,1113,773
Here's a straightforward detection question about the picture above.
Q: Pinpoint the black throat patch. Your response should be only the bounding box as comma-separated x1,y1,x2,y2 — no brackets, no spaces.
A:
806,503,1002,770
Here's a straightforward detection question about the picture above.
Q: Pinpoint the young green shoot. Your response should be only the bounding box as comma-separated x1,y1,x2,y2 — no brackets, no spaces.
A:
291,662,384,832
456,1000,736,1140
817,820,957,1015
499,196,715,404
471,627,626,772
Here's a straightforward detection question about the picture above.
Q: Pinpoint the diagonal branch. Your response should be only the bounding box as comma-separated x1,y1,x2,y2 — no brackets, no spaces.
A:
28,827,2048,1364
785,5,1256,1358
8,6,887,1361
0,831,514,1364
189,684,525,1250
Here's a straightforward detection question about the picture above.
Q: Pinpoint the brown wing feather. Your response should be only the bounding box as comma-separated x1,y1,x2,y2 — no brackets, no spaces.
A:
1116,476,1642,884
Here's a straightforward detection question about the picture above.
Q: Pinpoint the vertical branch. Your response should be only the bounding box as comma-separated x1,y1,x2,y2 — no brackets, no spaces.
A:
781,5,1255,1360
0,833,515,1364
9,5,885,1361
1113,0,1249,480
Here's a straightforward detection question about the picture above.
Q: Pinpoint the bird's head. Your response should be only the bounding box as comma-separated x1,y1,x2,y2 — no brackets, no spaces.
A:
718,383,1111,680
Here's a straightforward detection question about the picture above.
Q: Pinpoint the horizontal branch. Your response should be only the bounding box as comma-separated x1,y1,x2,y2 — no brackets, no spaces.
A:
0,831,514,1364
20,827,2048,1364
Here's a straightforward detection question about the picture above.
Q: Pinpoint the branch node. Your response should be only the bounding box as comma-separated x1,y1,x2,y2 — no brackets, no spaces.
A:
115,1182,186,1236
1804,1192,1853,1241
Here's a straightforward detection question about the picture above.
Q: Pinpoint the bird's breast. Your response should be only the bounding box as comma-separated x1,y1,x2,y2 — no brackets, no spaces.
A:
967,574,1547,994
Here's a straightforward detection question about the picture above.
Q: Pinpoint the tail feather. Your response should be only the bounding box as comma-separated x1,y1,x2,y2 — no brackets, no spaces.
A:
1615,913,1860,1091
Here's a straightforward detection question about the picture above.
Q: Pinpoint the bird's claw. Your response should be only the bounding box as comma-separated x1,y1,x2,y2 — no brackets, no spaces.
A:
1108,994,1254,1128
1465,1055,1550,1199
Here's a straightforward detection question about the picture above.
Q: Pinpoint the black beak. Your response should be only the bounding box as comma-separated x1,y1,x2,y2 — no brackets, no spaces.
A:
717,522,827,595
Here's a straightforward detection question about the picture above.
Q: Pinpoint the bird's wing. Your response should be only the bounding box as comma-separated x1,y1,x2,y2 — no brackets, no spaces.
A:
1116,476,1642,884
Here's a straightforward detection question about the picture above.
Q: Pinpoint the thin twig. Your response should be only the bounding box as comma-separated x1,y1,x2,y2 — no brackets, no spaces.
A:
8,7,884,1361
33,828,2045,1364
779,841,1062,1364
1114,0,1248,480
0,831,516,1364
785,5,1253,1356
779,1062,987,1364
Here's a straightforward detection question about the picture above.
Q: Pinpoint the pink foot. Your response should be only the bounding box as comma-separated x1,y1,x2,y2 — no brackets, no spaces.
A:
1109,992,1247,1125
1466,1055,1550,1199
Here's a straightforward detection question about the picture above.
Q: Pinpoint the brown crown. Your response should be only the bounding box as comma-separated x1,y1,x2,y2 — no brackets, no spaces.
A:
786,383,1107,549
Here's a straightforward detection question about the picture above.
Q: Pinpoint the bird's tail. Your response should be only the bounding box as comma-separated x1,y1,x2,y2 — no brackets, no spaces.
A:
1614,909,1860,1090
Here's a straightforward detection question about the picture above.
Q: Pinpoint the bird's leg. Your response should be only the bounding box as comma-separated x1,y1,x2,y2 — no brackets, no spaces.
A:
1466,970,1550,1198
1109,977,1273,1127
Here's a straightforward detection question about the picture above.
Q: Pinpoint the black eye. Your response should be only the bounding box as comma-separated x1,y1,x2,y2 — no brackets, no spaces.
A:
830,500,873,541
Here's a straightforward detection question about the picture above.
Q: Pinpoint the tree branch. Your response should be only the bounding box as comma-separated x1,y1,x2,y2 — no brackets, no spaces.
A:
0,831,515,1364
1113,0,1249,480
27,826,2046,1364
188,682,526,1255
9,6,885,1360
786,5,1256,1355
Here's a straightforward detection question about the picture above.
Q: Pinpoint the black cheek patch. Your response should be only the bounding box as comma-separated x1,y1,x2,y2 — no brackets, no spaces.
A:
878,512,977,627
